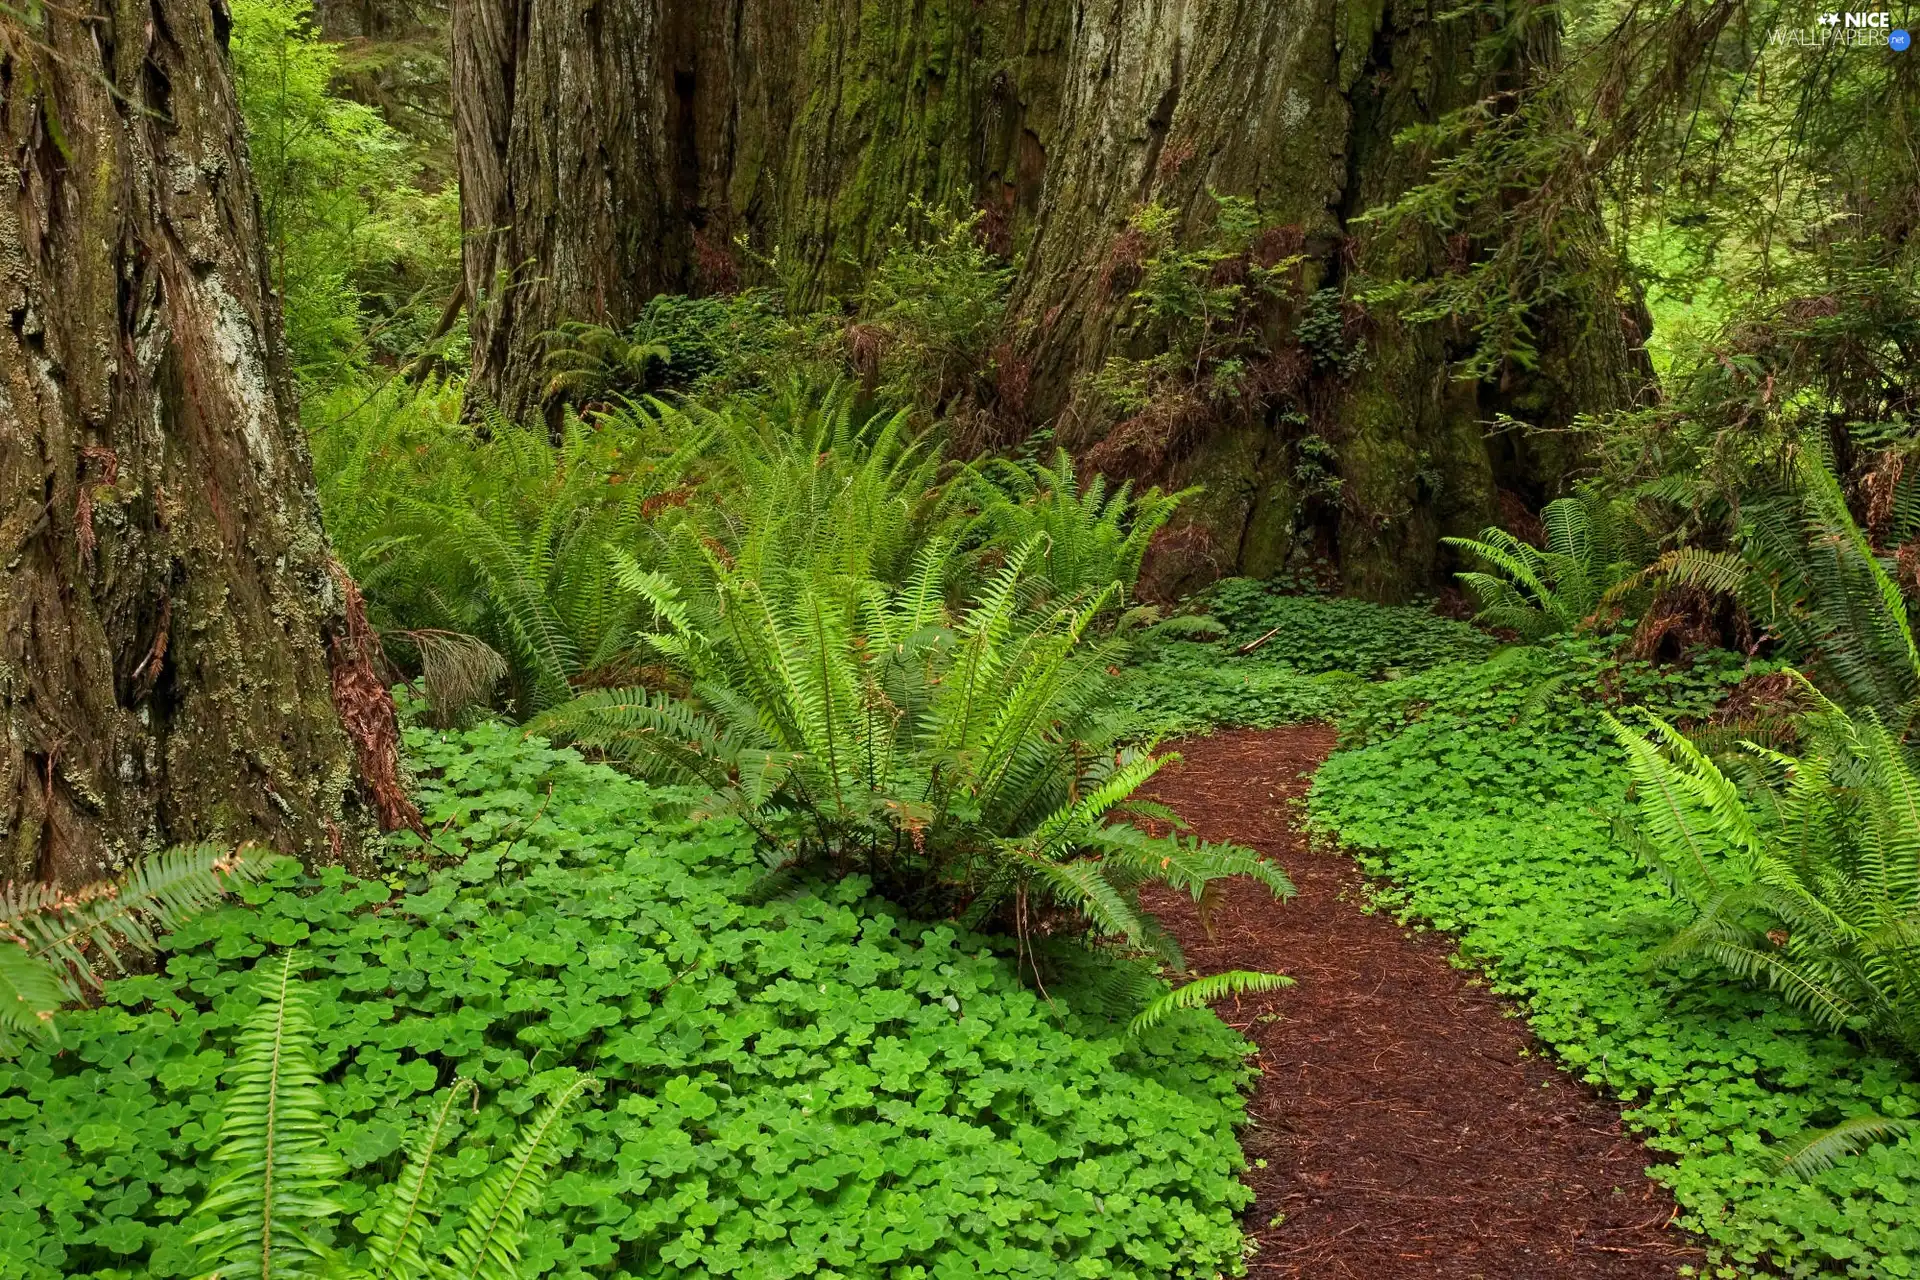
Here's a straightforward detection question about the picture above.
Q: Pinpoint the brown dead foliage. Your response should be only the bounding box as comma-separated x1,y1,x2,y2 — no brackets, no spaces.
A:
1708,669,1809,727
1496,488,1547,546
1253,223,1306,268
692,226,739,296
327,564,424,838
1899,539,1920,597
1864,449,1905,546
1629,584,1753,663
844,321,890,388
1134,523,1224,605
1099,224,1150,297
1084,390,1208,479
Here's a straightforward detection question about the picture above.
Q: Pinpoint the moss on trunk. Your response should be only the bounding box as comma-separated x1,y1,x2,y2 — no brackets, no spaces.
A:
1,1,364,885
454,0,1643,596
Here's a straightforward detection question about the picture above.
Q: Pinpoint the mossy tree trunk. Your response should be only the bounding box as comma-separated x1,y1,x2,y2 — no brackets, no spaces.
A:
0,1,368,887
454,0,1643,596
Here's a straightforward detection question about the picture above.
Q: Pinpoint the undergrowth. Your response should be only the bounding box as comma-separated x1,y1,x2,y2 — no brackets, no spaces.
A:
1120,580,1493,737
0,715,1258,1280
1137,587,1920,1276
1309,637,1920,1277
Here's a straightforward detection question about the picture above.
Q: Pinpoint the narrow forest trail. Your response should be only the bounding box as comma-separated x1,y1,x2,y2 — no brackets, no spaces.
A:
1141,726,1705,1280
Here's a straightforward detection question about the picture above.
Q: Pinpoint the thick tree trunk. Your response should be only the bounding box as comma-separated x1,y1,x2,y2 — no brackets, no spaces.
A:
454,0,1644,597
0,1,367,886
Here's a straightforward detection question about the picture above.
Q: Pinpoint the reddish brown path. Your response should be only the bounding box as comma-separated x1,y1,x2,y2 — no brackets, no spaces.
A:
1142,726,1702,1280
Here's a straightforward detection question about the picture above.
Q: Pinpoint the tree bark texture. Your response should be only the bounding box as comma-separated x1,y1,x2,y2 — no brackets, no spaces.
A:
0,1,362,886
454,0,1644,598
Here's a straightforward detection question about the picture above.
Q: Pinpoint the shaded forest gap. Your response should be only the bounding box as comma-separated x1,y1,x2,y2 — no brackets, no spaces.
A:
1142,726,1705,1279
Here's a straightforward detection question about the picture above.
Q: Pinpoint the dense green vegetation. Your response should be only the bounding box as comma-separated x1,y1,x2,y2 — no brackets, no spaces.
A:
1311,638,1920,1278
8,0,1919,1276
0,716,1258,1280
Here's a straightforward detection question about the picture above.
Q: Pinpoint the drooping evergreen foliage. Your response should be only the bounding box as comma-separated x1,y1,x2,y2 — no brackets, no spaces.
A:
0,846,278,1056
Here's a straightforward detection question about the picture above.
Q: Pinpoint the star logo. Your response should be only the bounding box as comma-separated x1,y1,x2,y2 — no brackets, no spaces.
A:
1818,11,1840,22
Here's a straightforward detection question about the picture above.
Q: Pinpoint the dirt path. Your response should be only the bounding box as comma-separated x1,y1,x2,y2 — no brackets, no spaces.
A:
1141,726,1703,1280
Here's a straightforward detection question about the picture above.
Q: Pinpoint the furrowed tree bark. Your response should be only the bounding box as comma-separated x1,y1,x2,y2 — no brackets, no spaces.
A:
0,2,379,886
454,0,1645,597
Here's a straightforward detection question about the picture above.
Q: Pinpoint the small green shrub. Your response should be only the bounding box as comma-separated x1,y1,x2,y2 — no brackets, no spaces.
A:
858,206,1015,415
1086,193,1299,429
230,0,458,383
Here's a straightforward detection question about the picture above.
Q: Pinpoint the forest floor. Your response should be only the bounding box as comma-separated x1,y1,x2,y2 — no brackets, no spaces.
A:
1142,726,1706,1279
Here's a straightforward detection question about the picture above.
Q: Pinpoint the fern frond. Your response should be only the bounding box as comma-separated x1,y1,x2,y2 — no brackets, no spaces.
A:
0,942,69,1055
1772,1113,1918,1179
440,1071,599,1280
3,844,281,1006
191,954,346,1280
1127,970,1293,1039
360,1078,477,1280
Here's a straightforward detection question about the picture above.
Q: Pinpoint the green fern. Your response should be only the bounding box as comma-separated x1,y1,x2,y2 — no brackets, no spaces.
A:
1610,688,1920,1055
535,519,1290,977
1127,970,1294,1039
438,1072,599,1280
1639,443,1920,733
1771,1113,1920,1179
1609,686,1920,1168
315,389,712,714
1445,491,1647,639
541,321,670,405
191,954,346,1279
1,843,279,1055
968,448,1193,601
527,410,1280,979
191,957,596,1280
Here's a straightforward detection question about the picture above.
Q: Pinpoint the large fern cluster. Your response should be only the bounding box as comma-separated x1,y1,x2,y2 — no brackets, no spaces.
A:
1646,447,1920,737
192,954,594,1280
1,844,276,1056
522,397,1280,972
1612,691,1920,1057
317,381,1190,729
1444,491,1648,639
315,386,709,715
1610,692,1920,1171
534,532,1288,970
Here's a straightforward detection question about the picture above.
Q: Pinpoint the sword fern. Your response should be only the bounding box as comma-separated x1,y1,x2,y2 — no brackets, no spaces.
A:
191,957,595,1280
1,843,278,1056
